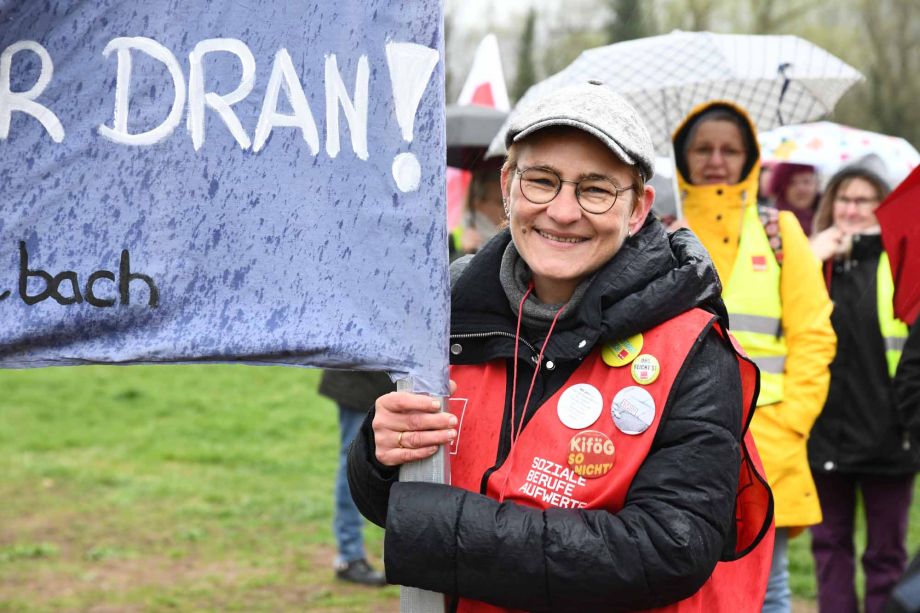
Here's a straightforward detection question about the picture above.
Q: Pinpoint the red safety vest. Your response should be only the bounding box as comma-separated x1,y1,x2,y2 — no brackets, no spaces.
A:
446,308,773,613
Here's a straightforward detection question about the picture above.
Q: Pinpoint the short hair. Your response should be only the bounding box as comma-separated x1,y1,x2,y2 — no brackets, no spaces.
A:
768,162,817,200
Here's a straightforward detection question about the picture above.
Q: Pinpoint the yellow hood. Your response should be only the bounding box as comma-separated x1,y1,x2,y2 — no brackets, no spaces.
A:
672,99,761,209
671,101,763,280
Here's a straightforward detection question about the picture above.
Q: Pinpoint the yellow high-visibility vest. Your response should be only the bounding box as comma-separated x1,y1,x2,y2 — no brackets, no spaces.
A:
723,204,787,406
876,252,909,378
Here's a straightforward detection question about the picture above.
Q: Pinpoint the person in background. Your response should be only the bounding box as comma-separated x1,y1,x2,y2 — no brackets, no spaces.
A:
808,166,918,613
769,162,821,235
452,161,507,256
672,101,837,613
348,82,773,612
318,370,394,586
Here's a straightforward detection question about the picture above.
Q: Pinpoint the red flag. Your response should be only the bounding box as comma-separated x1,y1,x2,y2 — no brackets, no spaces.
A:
456,35,509,111
470,82,495,107
876,165,920,324
447,34,509,231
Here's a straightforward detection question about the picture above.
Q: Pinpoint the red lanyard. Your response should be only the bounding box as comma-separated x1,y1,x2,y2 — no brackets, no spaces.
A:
500,283,567,502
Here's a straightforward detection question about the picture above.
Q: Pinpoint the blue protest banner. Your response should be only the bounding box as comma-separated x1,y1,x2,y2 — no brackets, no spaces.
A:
0,0,449,394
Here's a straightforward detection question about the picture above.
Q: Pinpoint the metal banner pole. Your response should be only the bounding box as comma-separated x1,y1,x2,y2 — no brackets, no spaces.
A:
397,377,448,613
670,143,684,220
662,90,684,221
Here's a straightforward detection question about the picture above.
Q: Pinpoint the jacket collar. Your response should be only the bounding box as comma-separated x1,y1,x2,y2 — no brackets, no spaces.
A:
450,219,726,364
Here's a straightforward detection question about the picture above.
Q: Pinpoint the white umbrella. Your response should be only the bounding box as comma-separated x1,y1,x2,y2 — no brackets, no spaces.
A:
489,30,864,157
759,121,920,186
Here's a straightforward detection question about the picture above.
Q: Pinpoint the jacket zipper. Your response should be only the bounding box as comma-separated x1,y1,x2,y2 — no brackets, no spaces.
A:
450,331,539,357
451,331,543,496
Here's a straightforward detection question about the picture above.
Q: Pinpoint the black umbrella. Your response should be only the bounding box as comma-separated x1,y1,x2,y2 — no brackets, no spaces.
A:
446,104,508,170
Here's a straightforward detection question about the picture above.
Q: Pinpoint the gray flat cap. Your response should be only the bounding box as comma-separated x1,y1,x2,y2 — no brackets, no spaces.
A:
505,81,655,181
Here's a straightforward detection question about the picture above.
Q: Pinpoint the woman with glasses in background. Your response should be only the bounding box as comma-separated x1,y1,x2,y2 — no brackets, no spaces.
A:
671,101,837,613
347,82,773,612
808,166,918,613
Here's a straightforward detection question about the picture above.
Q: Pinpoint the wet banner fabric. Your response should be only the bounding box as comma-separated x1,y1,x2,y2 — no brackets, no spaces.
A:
0,0,449,394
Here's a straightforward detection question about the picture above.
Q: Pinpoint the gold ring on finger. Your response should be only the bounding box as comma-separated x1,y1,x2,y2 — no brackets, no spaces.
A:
397,431,407,449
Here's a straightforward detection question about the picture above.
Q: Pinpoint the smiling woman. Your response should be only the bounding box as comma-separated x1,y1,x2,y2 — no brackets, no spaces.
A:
502,127,648,304
348,82,774,612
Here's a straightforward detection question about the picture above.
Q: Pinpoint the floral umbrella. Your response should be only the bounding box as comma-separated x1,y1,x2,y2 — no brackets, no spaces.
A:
760,121,920,185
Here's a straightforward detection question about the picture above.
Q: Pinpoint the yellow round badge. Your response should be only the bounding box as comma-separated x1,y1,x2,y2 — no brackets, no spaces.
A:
631,354,660,385
567,430,616,479
601,333,643,367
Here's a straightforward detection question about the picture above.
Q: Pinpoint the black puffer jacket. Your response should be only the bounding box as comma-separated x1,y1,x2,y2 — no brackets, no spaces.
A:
348,218,747,612
808,234,920,475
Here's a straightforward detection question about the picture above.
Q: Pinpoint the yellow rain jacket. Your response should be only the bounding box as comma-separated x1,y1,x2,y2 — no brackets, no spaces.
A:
673,101,836,530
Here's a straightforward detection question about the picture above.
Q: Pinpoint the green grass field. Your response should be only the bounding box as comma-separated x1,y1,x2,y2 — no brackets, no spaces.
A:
0,365,397,612
0,365,917,611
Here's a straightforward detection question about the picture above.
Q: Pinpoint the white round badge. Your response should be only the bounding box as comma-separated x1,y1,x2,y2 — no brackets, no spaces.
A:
611,386,656,435
556,383,604,430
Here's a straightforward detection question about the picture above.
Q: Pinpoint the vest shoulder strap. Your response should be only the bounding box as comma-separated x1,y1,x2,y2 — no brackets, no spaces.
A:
711,319,774,560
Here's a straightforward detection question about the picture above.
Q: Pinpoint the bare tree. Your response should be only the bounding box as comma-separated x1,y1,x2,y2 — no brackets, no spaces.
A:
512,7,538,102
661,0,920,150
445,0,920,151
538,0,608,78
606,0,650,43
746,0,819,33
835,0,920,149
658,0,718,31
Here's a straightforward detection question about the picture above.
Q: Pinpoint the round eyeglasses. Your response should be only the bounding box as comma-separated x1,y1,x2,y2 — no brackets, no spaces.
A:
515,167,635,214
834,195,879,208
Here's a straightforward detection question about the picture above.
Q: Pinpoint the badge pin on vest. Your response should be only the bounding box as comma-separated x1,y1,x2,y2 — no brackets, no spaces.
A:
611,386,656,435
601,333,643,367
567,430,616,478
630,354,660,385
557,383,604,429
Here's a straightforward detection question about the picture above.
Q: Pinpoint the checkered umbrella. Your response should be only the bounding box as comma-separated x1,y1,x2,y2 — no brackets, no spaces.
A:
489,30,864,157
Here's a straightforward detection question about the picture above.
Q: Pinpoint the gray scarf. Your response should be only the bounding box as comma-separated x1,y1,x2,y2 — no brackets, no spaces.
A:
499,241,593,331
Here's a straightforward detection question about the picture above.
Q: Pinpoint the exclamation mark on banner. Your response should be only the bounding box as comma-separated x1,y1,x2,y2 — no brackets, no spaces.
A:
385,41,440,193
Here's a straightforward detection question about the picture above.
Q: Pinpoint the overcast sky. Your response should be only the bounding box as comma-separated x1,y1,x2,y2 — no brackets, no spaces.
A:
446,0,532,30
